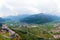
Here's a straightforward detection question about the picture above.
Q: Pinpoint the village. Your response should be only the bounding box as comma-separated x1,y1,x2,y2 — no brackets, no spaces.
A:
50,23,60,39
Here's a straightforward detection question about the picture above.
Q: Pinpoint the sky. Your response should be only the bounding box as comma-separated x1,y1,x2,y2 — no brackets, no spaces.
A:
0,0,60,17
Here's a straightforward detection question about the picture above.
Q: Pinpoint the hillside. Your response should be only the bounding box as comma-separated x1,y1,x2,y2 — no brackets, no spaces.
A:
20,13,60,24
4,13,60,24
0,18,5,23
5,14,30,22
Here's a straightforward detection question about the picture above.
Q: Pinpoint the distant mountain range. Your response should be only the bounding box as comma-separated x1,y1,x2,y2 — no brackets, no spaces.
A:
0,18,5,26
20,13,60,24
3,13,60,24
4,14,30,22
0,18,5,23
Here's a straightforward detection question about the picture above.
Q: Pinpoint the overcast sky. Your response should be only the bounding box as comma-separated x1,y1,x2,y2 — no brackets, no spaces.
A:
0,0,60,17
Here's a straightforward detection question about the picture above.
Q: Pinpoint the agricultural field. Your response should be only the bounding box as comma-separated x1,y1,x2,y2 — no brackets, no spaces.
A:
5,21,60,40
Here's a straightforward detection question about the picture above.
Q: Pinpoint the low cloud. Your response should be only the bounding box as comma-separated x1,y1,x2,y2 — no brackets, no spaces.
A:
0,0,60,17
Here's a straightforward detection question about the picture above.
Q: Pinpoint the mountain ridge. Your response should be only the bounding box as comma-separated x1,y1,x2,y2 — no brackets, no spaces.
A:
20,13,60,24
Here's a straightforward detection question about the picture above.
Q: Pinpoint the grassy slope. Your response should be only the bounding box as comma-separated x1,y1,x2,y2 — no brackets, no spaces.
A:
10,23,56,40
5,21,60,40
0,30,18,40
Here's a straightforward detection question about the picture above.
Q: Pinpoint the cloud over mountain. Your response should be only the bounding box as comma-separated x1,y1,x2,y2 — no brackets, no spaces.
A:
0,0,60,17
